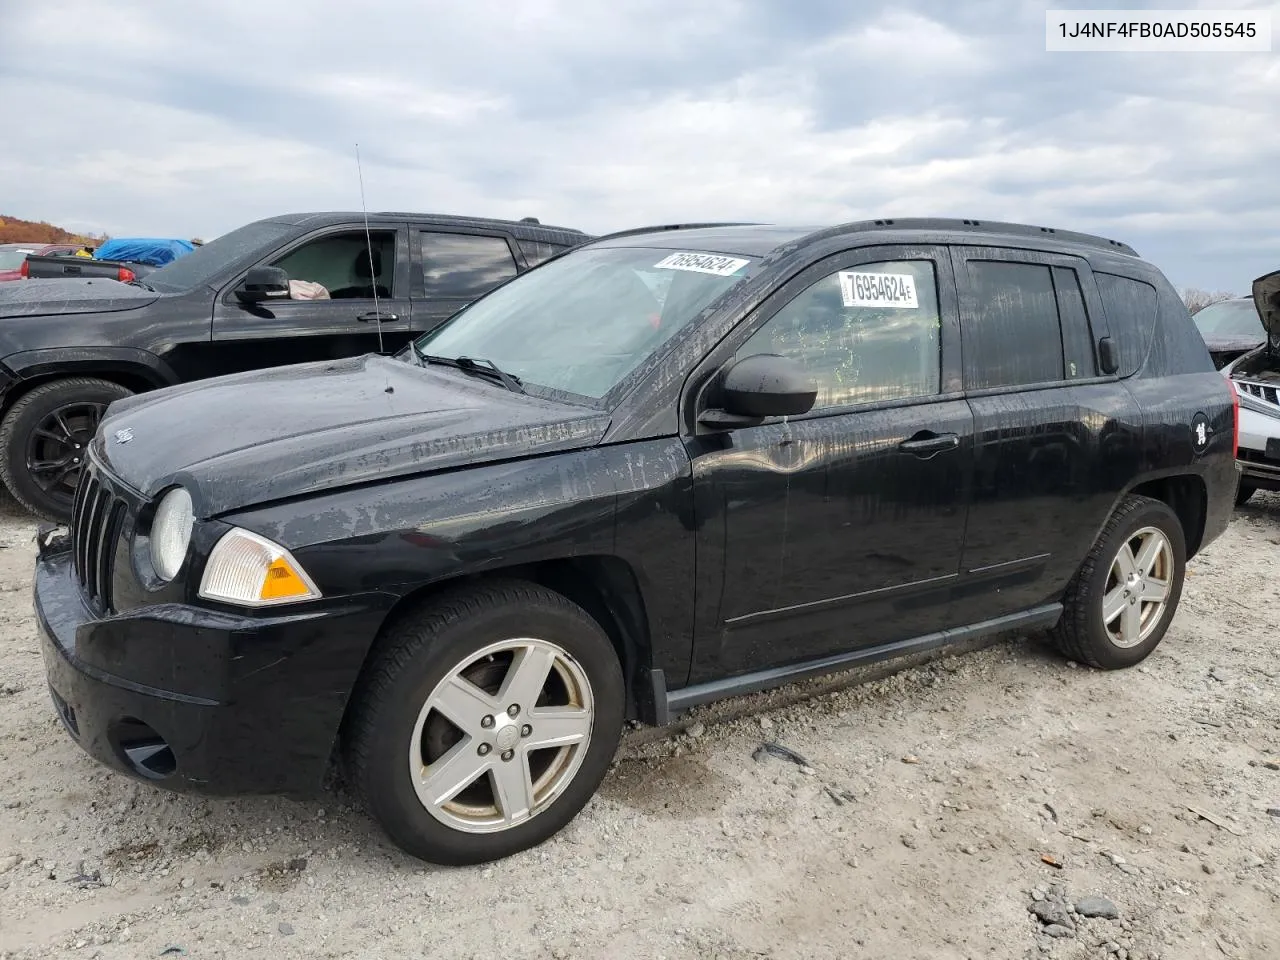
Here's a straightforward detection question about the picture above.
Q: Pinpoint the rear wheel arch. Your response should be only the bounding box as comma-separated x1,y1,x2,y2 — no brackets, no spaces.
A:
1127,474,1208,557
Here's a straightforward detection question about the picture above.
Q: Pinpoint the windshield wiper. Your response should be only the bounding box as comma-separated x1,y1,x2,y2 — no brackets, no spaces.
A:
418,351,525,394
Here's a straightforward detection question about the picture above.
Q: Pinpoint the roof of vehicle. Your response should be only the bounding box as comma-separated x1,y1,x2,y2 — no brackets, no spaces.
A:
587,217,1140,260
261,212,591,243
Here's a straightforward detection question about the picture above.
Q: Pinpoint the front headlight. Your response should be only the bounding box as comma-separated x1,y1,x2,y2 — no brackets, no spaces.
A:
150,487,194,581
198,528,322,607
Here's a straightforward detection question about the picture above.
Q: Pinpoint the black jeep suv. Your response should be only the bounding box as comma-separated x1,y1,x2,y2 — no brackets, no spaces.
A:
34,218,1240,865
0,212,589,522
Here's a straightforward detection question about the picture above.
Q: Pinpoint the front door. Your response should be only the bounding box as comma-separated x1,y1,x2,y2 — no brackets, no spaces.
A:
684,245,973,683
209,224,413,377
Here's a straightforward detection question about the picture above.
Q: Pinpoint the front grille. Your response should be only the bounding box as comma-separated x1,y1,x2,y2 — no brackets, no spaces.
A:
71,463,124,613
1237,379,1280,408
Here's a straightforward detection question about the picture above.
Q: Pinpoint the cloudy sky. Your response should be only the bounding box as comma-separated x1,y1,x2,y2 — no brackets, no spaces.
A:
1,0,1275,291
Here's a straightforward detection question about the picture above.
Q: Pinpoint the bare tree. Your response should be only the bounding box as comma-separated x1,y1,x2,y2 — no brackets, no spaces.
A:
1181,287,1237,315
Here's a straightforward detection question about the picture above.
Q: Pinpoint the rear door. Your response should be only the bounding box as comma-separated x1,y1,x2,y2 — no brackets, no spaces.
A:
209,223,412,377
946,246,1143,626
685,245,974,682
409,229,523,337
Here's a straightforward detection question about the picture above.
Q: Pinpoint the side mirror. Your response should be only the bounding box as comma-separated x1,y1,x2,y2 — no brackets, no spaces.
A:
700,353,817,427
235,266,291,304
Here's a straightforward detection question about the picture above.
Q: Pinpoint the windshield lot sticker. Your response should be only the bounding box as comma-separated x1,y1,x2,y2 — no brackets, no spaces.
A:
654,252,750,277
839,272,918,309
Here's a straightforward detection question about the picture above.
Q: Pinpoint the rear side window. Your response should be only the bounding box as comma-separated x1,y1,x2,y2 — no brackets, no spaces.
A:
1052,266,1097,380
1095,273,1158,377
420,232,518,299
962,261,1064,389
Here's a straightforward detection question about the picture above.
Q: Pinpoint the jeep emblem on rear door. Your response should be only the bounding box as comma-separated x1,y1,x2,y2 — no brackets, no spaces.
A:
114,428,133,444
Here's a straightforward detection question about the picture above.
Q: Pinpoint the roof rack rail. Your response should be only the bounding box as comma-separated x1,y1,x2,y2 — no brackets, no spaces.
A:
586,222,761,244
797,217,1138,257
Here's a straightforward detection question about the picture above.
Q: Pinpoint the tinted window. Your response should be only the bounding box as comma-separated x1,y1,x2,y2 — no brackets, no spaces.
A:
1096,273,1158,377
271,230,396,298
738,260,941,411
963,261,1063,389
420,233,518,299
1052,266,1096,379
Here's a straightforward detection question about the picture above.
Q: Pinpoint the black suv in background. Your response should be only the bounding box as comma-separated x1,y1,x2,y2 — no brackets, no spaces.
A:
0,212,589,520
34,218,1239,866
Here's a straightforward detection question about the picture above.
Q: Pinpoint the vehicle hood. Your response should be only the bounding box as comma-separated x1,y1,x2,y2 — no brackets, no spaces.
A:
1253,270,1280,350
94,353,612,517
1202,333,1265,358
0,277,160,318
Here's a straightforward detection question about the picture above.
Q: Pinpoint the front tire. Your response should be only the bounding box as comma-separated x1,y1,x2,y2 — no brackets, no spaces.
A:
1052,494,1186,670
343,580,625,865
0,377,133,522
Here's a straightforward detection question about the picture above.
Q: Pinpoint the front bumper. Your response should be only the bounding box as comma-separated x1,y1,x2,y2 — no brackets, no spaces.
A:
1237,406,1280,490
35,543,394,796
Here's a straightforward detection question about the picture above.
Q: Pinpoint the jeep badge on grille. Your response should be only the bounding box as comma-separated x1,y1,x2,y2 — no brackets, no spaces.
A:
114,428,133,444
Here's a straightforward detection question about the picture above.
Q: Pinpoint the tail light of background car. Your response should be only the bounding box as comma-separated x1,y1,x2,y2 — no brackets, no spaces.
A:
118,267,136,282
19,259,28,278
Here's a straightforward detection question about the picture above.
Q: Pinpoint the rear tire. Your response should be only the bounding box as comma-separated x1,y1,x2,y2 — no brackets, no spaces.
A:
0,377,133,522
343,580,625,865
1235,483,1256,507
1052,494,1186,670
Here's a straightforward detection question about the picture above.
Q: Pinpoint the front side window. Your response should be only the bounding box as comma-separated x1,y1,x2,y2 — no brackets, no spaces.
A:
416,246,757,400
737,260,942,411
963,261,1064,389
271,231,396,299
420,233,519,299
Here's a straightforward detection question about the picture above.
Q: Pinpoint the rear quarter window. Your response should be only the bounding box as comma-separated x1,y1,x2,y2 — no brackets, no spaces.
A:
1095,273,1158,378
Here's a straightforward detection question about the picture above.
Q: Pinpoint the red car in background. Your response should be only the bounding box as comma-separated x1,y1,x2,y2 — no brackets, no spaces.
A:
0,242,84,282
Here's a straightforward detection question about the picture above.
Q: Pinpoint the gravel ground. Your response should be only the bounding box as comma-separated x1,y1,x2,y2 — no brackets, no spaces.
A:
1,491,1278,960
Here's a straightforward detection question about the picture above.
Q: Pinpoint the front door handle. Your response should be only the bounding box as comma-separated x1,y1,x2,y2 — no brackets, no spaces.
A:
357,312,400,322
899,431,960,457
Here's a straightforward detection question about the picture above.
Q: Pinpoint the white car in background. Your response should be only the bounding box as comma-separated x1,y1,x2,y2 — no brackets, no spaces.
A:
1222,270,1280,505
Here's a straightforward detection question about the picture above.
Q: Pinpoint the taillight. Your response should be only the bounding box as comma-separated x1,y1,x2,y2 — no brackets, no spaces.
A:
1231,380,1240,459
117,267,136,283
19,259,29,278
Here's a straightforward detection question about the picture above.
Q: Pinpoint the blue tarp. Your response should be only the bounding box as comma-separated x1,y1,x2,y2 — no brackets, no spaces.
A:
93,238,195,267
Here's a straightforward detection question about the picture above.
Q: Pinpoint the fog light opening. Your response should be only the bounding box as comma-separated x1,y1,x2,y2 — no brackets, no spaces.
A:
114,717,177,779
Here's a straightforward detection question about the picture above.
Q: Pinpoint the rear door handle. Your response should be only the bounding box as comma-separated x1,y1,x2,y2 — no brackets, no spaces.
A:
357,312,399,322
899,431,960,457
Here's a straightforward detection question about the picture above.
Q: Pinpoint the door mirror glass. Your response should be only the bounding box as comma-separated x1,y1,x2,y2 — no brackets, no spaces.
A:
235,266,291,304
714,353,817,420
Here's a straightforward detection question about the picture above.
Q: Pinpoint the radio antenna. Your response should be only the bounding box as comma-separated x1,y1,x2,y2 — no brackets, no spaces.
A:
355,143,385,355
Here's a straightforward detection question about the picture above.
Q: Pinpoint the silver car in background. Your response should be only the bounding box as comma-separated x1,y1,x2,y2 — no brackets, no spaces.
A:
1221,271,1280,506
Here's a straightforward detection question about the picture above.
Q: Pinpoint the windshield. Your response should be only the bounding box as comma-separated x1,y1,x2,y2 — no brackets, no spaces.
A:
1194,299,1265,339
413,246,758,400
144,221,293,293
0,247,36,270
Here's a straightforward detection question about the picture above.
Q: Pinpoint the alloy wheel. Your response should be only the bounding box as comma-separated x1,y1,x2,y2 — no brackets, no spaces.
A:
1101,525,1174,649
24,401,106,501
409,638,594,833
